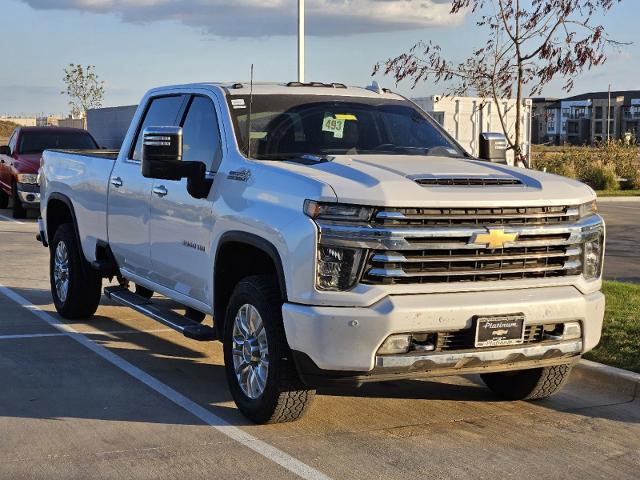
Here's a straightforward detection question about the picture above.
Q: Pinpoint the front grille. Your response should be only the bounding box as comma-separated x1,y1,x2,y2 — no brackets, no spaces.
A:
435,324,545,351
374,206,580,228
364,243,582,285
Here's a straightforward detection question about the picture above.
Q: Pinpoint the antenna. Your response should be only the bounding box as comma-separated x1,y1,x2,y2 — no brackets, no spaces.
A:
246,64,254,158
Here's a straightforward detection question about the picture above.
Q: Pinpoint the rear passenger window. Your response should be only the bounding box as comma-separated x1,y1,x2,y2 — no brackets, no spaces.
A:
181,96,223,171
131,95,186,161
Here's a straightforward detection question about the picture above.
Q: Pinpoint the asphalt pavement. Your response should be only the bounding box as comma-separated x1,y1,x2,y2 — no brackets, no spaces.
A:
598,201,640,283
0,205,638,480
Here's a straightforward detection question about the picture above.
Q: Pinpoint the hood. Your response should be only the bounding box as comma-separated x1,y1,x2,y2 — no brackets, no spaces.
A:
14,153,42,173
265,155,595,207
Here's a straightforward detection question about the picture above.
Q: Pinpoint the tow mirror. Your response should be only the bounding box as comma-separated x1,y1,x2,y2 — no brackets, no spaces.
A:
0,145,10,156
141,126,212,199
141,126,184,180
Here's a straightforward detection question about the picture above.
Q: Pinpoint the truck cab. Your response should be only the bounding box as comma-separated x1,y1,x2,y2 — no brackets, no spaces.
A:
39,82,605,424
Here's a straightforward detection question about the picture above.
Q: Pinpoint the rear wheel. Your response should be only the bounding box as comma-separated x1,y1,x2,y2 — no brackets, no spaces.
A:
481,364,573,400
223,275,315,424
11,183,27,219
50,223,102,319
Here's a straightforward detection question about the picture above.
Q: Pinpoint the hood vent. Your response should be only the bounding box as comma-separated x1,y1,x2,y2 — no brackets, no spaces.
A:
413,175,523,187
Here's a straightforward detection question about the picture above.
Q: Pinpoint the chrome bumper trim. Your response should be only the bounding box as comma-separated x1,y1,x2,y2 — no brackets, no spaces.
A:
17,191,40,204
375,340,583,369
317,215,604,250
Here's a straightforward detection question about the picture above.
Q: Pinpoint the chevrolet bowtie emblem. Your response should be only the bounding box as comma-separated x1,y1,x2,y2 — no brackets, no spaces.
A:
471,229,518,249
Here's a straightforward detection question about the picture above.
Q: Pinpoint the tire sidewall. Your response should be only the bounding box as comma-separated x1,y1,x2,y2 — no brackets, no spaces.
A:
50,225,75,312
223,280,284,422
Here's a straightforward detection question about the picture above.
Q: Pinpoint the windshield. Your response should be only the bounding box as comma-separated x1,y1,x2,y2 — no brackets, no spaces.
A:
227,94,466,160
19,130,98,154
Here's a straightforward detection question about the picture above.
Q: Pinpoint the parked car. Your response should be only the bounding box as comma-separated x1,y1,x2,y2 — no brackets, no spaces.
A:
38,82,605,424
0,126,98,218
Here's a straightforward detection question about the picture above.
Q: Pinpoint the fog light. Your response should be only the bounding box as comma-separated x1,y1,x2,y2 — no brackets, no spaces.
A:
562,322,582,340
378,334,412,355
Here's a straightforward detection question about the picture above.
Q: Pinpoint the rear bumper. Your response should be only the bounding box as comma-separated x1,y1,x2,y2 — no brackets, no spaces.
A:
16,183,40,206
282,286,604,384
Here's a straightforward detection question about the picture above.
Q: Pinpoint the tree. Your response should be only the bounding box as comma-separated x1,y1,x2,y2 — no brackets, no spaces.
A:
61,64,105,119
374,0,625,165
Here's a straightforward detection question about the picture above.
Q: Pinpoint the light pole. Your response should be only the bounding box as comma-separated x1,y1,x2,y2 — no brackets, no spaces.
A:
298,0,305,83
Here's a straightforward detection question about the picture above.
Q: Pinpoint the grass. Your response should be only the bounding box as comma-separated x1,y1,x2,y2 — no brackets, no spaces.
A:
596,189,640,197
585,281,640,373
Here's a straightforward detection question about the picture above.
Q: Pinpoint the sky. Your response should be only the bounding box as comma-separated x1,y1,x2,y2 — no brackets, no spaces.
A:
1,0,639,117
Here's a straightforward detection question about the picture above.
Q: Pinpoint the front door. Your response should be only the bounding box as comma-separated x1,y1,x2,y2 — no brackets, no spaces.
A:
107,94,187,278
148,95,223,306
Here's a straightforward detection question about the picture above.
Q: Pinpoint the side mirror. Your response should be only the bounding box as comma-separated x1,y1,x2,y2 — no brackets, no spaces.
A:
141,126,184,180
141,126,213,199
0,145,11,156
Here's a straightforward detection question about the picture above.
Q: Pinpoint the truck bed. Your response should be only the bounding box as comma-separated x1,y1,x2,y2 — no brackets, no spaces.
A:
41,149,118,263
47,149,120,160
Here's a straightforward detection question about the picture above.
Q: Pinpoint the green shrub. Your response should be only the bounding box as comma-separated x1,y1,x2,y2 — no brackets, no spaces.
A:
582,162,619,190
546,161,578,179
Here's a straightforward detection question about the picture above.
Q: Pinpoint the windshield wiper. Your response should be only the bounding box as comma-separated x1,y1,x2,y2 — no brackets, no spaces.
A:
255,153,333,164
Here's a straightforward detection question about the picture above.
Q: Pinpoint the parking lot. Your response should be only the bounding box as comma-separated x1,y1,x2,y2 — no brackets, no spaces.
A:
1,202,639,480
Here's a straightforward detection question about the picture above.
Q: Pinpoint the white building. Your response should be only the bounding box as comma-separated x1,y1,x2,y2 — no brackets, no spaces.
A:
412,96,533,166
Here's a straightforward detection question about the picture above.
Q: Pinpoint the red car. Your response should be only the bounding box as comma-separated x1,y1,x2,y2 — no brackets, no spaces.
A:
0,126,99,218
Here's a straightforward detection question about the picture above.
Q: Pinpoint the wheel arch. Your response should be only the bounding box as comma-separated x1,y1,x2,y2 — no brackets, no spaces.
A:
46,193,83,255
214,231,288,338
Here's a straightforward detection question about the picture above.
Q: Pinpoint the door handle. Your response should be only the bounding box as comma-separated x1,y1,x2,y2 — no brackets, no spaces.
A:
110,176,123,188
152,185,168,197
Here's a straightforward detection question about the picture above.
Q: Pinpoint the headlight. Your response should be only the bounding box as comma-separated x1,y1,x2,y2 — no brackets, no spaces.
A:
304,200,373,222
17,173,39,185
316,246,364,291
583,233,604,280
578,200,597,218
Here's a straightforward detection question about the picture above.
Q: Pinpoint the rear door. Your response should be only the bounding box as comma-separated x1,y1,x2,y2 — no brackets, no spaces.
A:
148,95,223,306
107,95,187,278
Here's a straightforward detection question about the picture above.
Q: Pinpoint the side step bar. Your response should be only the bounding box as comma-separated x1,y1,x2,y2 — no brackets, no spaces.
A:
104,286,216,341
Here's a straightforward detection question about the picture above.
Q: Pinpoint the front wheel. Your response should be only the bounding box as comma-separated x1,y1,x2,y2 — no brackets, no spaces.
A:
50,223,102,319
223,275,315,424
0,188,9,209
481,364,573,401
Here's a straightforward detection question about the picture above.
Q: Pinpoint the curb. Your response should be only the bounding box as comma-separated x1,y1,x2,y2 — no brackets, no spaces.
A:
575,359,640,399
597,196,640,203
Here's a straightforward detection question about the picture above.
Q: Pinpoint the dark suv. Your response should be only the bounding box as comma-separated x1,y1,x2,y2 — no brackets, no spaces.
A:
0,126,98,218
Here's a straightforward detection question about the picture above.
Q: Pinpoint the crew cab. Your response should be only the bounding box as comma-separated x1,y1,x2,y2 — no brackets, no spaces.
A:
0,126,98,218
38,82,605,424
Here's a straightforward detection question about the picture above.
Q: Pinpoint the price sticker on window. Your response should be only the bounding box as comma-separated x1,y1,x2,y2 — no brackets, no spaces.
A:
322,115,345,138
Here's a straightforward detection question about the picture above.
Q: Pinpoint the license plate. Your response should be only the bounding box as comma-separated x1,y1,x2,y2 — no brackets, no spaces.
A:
474,314,525,348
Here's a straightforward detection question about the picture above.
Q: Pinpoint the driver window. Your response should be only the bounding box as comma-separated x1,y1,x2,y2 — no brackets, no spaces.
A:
181,96,223,172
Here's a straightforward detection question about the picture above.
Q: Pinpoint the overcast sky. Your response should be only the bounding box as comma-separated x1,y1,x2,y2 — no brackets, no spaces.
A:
1,0,638,116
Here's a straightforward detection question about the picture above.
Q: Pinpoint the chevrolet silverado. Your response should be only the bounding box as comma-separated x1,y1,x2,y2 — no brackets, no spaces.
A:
38,82,605,423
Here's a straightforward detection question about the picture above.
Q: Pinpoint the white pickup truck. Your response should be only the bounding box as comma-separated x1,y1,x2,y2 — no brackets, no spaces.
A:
38,82,605,424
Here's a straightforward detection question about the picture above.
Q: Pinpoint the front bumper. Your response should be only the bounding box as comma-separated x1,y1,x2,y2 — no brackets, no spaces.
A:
282,286,604,382
16,183,40,206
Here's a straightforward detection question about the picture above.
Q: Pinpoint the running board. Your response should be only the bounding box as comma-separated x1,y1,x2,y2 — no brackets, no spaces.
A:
104,286,216,341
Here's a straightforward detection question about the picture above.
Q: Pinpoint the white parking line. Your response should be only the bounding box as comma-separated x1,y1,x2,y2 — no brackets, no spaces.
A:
0,214,24,225
0,328,174,341
0,284,331,480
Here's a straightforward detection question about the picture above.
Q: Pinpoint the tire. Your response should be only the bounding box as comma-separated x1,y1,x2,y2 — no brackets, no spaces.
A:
135,284,154,299
481,364,573,401
50,223,102,319
0,188,8,209
185,307,206,323
223,275,315,424
11,183,27,219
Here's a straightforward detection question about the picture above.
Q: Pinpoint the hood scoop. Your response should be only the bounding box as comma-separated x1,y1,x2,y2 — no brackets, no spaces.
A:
412,174,523,187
